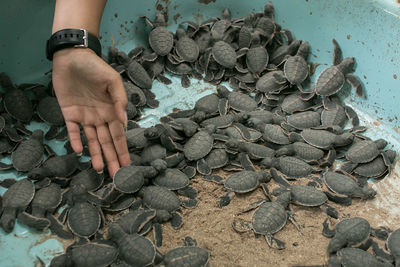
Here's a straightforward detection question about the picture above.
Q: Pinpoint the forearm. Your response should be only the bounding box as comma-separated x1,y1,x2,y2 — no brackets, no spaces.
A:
52,0,107,36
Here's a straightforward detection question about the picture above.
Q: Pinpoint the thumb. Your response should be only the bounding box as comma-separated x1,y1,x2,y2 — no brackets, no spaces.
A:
108,73,128,126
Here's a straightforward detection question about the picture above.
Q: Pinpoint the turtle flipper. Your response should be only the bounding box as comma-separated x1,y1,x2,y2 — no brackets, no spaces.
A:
46,214,73,240
232,217,252,233
265,234,285,249
219,191,235,208
332,39,343,66
238,153,255,171
346,73,364,97
197,158,211,175
153,222,163,247
322,218,335,238
17,211,50,231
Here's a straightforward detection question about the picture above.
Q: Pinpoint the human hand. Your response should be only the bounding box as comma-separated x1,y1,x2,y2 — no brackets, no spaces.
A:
52,48,130,176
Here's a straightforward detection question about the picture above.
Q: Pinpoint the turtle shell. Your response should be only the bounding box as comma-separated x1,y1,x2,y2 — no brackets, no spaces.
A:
176,36,200,62
28,153,79,179
11,130,44,172
387,228,400,262
238,26,252,48
353,156,388,178
149,26,173,56
315,66,345,96
205,149,228,169
2,179,35,209
71,242,118,267
184,131,213,161
116,232,155,266
301,129,336,149
212,41,236,69
278,156,313,177
256,71,286,93
328,217,370,253
142,186,180,212
37,96,64,126
246,46,269,74
262,124,290,145
113,165,145,194
283,56,309,85
252,201,287,235
70,168,104,191
194,94,219,114
224,171,259,193
321,105,347,128
141,144,167,164
67,202,101,237
336,247,388,267
292,142,324,161
228,91,257,112
201,114,236,128
323,172,360,196
346,140,380,163
287,111,321,130
31,183,62,216
126,128,148,149
127,61,153,89
281,94,311,114
153,168,189,190
290,185,327,206
3,89,33,123
163,246,210,267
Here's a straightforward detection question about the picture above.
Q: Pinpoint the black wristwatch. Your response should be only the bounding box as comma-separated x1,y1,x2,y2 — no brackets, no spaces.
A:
46,29,102,60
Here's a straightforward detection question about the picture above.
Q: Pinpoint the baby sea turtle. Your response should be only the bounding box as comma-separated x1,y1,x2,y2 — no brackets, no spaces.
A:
315,39,363,97
36,96,64,126
162,245,210,267
127,60,153,89
184,127,214,161
275,142,324,163
346,139,387,164
70,241,119,267
260,156,315,178
69,168,104,191
220,170,270,207
225,139,275,159
3,84,33,123
323,171,376,200
109,223,156,266
283,41,310,87
28,153,79,180
11,130,44,172
0,178,35,232
289,185,328,207
204,148,229,170
193,93,220,121
256,123,290,145
201,113,247,129
246,34,269,75
323,217,371,254
281,93,313,114
210,40,237,69
18,183,62,231
153,168,190,190
175,28,200,63
140,144,167,164
347,150,396,179
300,128,353,149
321,105,348,128
256,70,287,94
387,228,400,266
286,110,321,130
67,185,101,237
270,40,302,66
329,247,393,267
216,85,257,112
252,192,295,249
211,8,232,41
113,165,147,194
144,14,174,57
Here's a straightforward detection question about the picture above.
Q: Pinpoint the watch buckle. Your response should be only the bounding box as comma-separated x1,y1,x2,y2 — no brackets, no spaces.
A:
74,29,89,48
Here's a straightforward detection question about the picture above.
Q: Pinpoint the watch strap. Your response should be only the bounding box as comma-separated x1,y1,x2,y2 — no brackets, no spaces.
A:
46,29,102,60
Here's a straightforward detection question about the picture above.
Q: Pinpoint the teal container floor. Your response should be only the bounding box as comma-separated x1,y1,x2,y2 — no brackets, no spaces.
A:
0,0,399,266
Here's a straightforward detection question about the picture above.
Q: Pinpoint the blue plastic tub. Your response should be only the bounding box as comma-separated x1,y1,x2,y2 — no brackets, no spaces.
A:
0,0,399,266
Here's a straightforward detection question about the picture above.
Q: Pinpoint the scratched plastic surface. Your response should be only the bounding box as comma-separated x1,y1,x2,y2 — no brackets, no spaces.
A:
0,0,399,266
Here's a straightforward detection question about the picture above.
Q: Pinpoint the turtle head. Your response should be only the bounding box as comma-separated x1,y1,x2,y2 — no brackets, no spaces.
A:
247,117,263,129
176,27,186,39
327,236,346,254
144,125,163,140
0,207,16,233
276,191,291,208
263,2,275,19
260,157,276,169
361,187,376,199
151,159,167,172
216,85,230,98
375,139,388,150
154,13,167,26
337,57,354,73
288,40,302,54
108,223,125,241
296,41,310,59
221,8,231,20
225,139,240,150
70,184,88,203
193,111,206,123
256,170,271,183
31,130,44,142
28,167,50,181
204,124,216,134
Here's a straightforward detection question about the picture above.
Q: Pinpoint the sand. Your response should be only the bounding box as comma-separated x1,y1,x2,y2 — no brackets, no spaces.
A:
149,160,400,267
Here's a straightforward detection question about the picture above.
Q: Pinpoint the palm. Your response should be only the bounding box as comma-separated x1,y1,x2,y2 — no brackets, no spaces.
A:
52,48,130,176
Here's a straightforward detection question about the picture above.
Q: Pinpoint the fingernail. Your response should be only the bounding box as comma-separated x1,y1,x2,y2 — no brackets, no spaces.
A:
124,112,128,128
97,169,104,174
76,152,82,157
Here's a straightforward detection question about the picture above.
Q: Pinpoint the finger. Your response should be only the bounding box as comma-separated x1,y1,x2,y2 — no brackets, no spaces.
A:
96,124,120,177
65,121,83,154
108,72,128,126
109,120,131,167
83,126,103,172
